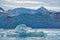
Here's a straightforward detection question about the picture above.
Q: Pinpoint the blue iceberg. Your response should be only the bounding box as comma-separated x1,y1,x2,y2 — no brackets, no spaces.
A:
6,24,47,38
15,24,32,33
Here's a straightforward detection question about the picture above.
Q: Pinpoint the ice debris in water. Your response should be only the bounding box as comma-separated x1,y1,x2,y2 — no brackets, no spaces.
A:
14,24,47,37
0,28,5,37
0,28,4,32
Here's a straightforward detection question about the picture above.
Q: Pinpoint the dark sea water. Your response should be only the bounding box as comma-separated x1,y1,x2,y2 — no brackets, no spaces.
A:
0,29,60,40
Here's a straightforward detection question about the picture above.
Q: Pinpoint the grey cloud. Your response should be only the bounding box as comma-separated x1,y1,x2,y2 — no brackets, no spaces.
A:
0,0,60,11
37,0,60,7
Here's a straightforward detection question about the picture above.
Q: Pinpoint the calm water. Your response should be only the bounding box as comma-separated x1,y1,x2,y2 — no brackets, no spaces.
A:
0,29,60,40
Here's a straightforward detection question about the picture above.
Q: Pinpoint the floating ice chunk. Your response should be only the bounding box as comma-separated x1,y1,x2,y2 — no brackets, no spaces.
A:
6,32,19,37
14,24,47,37
0,28,5,37
6,24,47,37
6,30,19,37
15,24,32,33
0,32,5,37
6,24,32,37
0,28,4,32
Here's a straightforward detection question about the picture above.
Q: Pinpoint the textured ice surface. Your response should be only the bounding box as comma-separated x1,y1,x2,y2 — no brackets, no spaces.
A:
2,24,46,37
0,29,60,40
15,24,32,33
11,24,46,37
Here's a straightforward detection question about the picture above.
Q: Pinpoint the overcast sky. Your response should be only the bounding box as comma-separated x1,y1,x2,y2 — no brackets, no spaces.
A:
0,0,60,11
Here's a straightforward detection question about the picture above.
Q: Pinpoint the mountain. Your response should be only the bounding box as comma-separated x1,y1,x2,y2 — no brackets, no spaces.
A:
0,11,58,29
36,6,49,14
49,10,60,21
0,11,9,18
0,7,60,29
0,7,9,17
7,6,50,16
7,7,35,16
0,7,4,11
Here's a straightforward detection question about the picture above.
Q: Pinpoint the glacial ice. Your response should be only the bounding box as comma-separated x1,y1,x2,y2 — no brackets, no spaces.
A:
14,24,47,37
0,28,5,37
0,24,47,37
15,24,32,33
0,28,4,32
6,24,32,37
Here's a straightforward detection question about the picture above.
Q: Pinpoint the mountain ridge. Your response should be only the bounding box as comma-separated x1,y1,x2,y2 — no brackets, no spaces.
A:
0,6,60,29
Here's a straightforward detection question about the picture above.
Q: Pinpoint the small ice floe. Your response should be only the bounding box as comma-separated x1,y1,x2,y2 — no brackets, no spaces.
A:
0,32,5,37
0,28,4,32
6,30,19,37
0,28,5,37
15,24,32,33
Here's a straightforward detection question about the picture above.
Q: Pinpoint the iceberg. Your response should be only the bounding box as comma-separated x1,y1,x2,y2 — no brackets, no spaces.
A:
6,24,32,37
15,24,47,37
15,24,32,33
6,24,47,38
